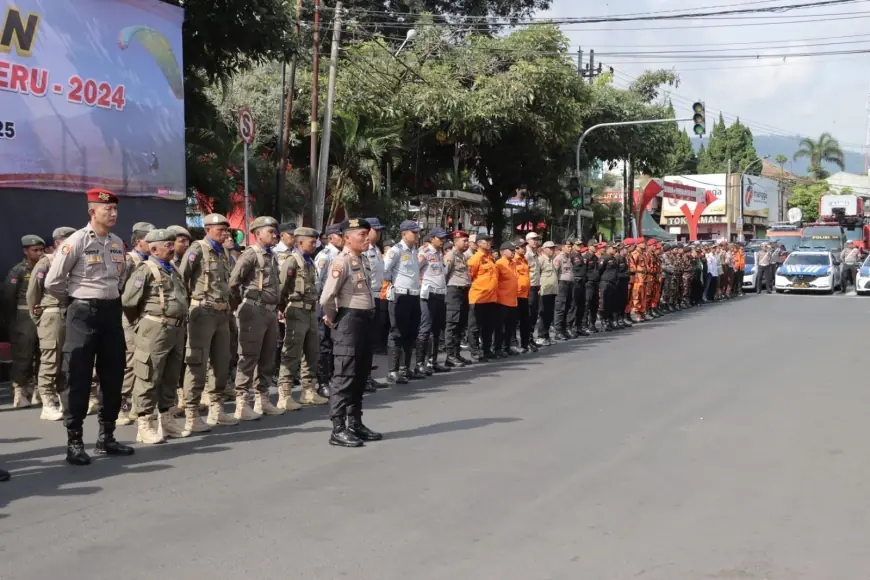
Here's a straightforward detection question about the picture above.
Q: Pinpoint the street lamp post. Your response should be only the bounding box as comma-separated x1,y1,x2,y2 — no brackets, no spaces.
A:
395,28,417,57
739,155,770,242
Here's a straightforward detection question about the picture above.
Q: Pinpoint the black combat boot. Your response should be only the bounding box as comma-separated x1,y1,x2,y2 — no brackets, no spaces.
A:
66,429,91,466
416,341,432,376
386,347,407,385
623,314,634,327
348,415,383,442
329,417,363,448
406,347,426,379
0,467,9,482
445,345,467,368
578,326,591,337
428,340,450,372
364,376,378,393
95,424,134,457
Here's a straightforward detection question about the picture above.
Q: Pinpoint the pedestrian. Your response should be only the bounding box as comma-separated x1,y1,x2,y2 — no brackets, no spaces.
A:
384,220,423,382
536,241,558,345
43,188,135,465
319,218,382,448
275,222,297,259
467,233,499,361
5,234,45,408
599,243,619,330
229,216,284,420
628,238,646,323
615,241,632,327
444,230,473,368
167,225,192,269
314,224,343,393
364,218,387,355
525,232,542,332
118,221,155,426
178,213,238,433
513,238,535,352
26,227,77,420
583,242,602,332
568,240,588,337
120,228,189,444
417,228,450,375
552,240,574,340
495,241,520,356
277,226,330,410
841,241,860,294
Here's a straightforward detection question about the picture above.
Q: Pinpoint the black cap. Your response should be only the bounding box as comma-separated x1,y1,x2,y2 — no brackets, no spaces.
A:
340,218,371,233
500,241,515,251
325,223,342,236
476,232,492,241
279,222,297,234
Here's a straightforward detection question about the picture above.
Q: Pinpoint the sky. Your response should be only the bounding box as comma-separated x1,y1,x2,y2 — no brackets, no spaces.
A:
537,0,870,153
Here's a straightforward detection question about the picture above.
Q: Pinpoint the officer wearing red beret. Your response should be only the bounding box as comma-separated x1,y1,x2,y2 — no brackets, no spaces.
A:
44,188,135,465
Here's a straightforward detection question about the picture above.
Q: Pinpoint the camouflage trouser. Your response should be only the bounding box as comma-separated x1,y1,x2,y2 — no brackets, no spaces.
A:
682,273,692,301
662,275,675,305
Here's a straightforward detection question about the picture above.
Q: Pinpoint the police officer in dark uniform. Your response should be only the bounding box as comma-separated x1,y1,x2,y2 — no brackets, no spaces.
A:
568,241,589,337
615,243,632,328
582,242,601,333
44,188,135,465
599,244,620,331
319,218,382,448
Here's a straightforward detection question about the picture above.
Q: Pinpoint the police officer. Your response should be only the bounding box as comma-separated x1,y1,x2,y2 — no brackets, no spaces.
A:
277,227,329,410
229,216,283,420
525,232,542,334
320,218,381,448
275,222,297,260
121,229,189,444
179,213,238,433
383,220,423,383
568,240,589,337
552,240,574,341
167,225,192,269
616,242,633,328
26,227,76,420
5,234,45,407
444,231,473,368
599,244,619,331
44,188,135,466
583,242,602,333
364,218,387,356
417,228,450,375
314,223,343,394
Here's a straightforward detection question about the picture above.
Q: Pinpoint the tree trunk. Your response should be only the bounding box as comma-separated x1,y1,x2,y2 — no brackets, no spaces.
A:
487,192,506,248
326,174,344,225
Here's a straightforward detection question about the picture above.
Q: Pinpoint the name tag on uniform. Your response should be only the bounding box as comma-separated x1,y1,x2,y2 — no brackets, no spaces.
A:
88,255,104,264
401,254,410,262
111,254,124,263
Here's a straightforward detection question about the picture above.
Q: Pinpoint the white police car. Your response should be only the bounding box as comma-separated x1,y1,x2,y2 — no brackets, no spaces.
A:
742,250,761,292
856,255,870,295
774,250,841,294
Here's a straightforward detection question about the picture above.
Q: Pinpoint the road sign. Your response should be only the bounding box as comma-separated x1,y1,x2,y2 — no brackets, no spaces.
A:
736,218,744,228
238,106,257,144
571,198,582,208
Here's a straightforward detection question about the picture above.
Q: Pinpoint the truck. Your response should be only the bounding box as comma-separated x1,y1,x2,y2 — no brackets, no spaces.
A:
805,194,870,253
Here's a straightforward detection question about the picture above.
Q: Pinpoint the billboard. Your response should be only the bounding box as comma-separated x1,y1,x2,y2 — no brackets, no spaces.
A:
660,174,728,217
738,175,775,218
0,0,185,199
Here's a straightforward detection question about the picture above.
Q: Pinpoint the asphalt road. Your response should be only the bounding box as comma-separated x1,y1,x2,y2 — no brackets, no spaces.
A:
2,293,870,579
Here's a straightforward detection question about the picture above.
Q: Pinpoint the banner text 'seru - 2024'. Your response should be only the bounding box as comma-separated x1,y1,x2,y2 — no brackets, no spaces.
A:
0,0,185,199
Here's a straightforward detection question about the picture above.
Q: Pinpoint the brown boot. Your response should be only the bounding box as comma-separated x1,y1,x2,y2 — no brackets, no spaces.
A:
136,416,165,445
12,384,30,408
276,387,302,412
182,408,212,436
300,386,329,406
254,391,284,416
233,395,261,421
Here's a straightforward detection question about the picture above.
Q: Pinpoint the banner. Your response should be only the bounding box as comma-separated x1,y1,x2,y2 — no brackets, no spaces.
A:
661,174,727,217
0,0,185,199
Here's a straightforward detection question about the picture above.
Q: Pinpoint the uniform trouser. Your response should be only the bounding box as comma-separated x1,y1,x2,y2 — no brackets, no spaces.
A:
10,309,38,386
706,275,718,300
617,278,630,315
471,302,497,355
601,280,618,320
584,281,599,328
388,294,421,358
568,280,585,331
62,298,125,432
36,309,65,399
182,305,230,410
682,274,692,301
318,303,334,382
122,320,135,398
653,276,663,307
843,264,857,292
735,270,744,292
373,298,388,351
329,308,374,421
235,302,279,396
445,286,470,356
132,318,184,416
630,275,647,313
554,280,573,333
418,293,447,349
516,297,530,348
498,304,517,351
536,294,556,337
279,305,320,390
528,287,540,332
645,275,656,309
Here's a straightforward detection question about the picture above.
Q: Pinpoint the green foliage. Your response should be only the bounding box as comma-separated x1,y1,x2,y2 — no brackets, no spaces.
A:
775,154,788,167
697,115,760,174
792,132,845,180
787,182,829,222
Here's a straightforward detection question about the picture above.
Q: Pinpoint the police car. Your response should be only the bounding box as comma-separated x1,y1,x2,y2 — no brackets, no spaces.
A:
855,254,870,295
742,250,761,293
774,249,841,294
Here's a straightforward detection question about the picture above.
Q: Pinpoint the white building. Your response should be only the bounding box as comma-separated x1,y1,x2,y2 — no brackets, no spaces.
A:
826,172,870,199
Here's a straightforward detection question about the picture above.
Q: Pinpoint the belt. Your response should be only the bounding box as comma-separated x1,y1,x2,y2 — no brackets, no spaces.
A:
16,305,29,310
394,287,421,296
288,301,314,311
190,299,229,311
144,314,185,327
41,307,61,314
427,288,447,295
242,298,277,312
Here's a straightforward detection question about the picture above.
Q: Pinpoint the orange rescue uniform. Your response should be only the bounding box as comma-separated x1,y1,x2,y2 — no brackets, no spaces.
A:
495,256,519,307
468,250,498,304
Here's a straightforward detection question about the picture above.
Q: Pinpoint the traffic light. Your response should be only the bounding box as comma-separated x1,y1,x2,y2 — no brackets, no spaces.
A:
568,176,580,198
692,101,706,136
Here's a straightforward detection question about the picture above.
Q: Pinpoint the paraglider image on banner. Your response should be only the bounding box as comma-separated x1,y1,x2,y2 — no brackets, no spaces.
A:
0,0,185,199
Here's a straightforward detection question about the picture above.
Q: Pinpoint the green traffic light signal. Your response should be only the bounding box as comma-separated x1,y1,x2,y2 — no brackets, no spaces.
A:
692,101,706,136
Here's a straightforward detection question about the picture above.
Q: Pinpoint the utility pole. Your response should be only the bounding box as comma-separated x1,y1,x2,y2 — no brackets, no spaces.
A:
277,0,304,222
577,46,583,76
309,0,320,228
588,49,595,85
726,158,732,241
315,1,342,231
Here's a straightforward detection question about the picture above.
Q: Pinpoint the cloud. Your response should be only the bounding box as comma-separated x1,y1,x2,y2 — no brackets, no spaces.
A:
537,0,870,150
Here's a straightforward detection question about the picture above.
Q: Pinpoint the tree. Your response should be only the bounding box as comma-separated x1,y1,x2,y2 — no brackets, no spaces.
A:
725,118,760,174
775,153,788,170
793,132,846,180
787,182,828,222
666,127,698,175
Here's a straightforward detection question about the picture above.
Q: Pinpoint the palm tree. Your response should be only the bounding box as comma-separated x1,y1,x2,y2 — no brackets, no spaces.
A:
325,111,403,224
775,153,788,175
792,132,845,180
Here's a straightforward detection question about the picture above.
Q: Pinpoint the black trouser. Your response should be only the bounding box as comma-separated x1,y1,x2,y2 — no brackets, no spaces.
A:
691,277,704,304
843,264,857,292
601,280,618,320
445,286,470,356
758,264,772,292
374,297,389,351
617,277,630,315
706,275,719,300
516,297,531,348
528,286,540,332
329,308,375,421
568,279,586,332
317,303,334,382
537,294,555,338
498,304,517,351
418,293,447,348
62,298,124,433
554,280,573,333
583,281,599,329
472,302,497,355
388,293,421,355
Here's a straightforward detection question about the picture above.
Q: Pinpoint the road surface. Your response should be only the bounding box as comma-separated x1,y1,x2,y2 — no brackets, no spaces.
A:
2,294,869,579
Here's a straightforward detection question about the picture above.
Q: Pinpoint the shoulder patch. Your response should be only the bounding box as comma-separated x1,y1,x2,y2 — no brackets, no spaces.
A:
10,277,17,284
188,253,197,262
37,270,45,279
331,267,342,279
134,278,144,288
388,248,398,259
61,245,71,255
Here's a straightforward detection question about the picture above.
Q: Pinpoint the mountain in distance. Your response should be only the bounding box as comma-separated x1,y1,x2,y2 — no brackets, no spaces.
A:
691,134,865,176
